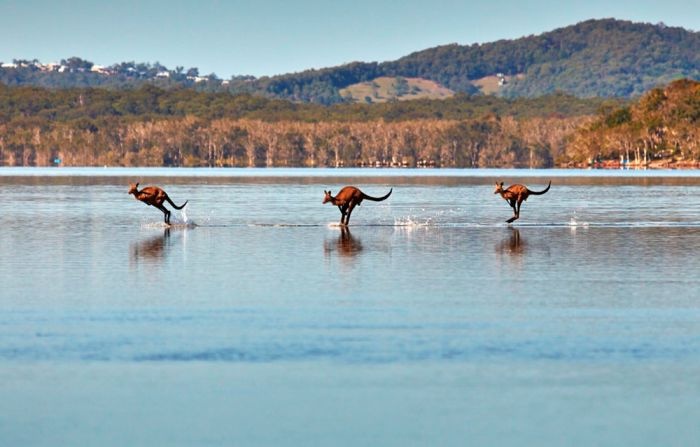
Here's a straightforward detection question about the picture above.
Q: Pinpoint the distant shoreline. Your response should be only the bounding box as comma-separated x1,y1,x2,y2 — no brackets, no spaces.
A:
579,158,700,170
3,163,700,171
5,166,700,189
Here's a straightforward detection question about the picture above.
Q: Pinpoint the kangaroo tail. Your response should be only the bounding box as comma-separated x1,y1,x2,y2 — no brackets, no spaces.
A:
528,181,551,196
166,195,188,210
363,188,393,202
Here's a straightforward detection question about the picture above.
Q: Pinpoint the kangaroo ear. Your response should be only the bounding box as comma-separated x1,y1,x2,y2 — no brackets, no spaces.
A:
136,182,139,188
500,182,504,187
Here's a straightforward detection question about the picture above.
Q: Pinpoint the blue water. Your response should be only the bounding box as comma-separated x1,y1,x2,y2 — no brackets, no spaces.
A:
1,168,699,446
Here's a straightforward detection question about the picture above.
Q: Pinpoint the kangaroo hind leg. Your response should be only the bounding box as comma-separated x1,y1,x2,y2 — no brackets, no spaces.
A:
344,202,357,226
157,204,171,224
516,198,524,219
338,205,348,225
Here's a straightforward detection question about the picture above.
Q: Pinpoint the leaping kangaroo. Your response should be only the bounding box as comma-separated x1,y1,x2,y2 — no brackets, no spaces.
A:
494,180,551,223
323,186,392,226
128,182,188,225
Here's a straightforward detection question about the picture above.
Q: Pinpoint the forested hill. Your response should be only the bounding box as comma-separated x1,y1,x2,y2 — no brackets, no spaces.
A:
261,19,700,102
384,19,700,96
2,19,699,104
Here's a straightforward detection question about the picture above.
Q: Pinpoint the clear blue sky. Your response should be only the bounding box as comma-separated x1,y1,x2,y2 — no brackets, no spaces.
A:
1,0,698,78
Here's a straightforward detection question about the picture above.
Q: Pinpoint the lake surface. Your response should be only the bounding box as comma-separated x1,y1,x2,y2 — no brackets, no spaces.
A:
1,168,700,446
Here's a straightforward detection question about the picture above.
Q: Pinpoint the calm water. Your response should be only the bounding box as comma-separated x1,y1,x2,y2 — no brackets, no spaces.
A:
1,168,700,446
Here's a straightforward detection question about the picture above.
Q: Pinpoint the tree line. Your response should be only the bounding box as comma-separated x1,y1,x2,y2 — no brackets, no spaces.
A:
0,81,610,168
2,79,698,169
0,82,612,123
566,79,700,166
0,115,587,168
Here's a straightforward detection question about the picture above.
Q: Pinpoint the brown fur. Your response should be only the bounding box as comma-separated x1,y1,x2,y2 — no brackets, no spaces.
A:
323,186,392,225
128,182,188,224
494,181,550,223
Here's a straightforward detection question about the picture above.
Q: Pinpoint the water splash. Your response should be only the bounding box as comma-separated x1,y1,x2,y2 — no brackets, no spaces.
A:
141,221,171,229
139,204,197,228
393,216,433,227
178,204,190,225
568,214,589,228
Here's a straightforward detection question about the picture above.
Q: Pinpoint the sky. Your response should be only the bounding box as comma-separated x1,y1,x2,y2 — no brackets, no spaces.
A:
1,0,698,78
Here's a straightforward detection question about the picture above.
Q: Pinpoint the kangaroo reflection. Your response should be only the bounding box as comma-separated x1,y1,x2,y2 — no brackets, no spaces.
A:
130,228,171,266
324,226,363,259
496,228,526,257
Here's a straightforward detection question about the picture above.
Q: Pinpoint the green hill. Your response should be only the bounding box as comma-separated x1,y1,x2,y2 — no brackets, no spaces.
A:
245,18,700,102
3,19,699,104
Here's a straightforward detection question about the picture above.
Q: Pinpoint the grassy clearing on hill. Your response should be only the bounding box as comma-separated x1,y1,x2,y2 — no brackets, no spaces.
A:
340,76,454,103
471,74,524,95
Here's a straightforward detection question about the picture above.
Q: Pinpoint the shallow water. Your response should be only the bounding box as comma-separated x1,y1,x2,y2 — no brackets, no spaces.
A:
1,168,700,446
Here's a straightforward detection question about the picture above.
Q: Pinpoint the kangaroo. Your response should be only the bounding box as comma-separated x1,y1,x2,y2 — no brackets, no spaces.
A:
494,180,551,223
128,182,188,225
323,186,392,226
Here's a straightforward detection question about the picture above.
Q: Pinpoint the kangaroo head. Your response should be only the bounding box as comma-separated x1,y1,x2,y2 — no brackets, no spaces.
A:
128,182,140,196
494,182,505,194
323,190,333,204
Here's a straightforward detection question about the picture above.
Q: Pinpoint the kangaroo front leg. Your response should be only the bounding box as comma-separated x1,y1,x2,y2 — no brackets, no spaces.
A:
506,200,518,223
